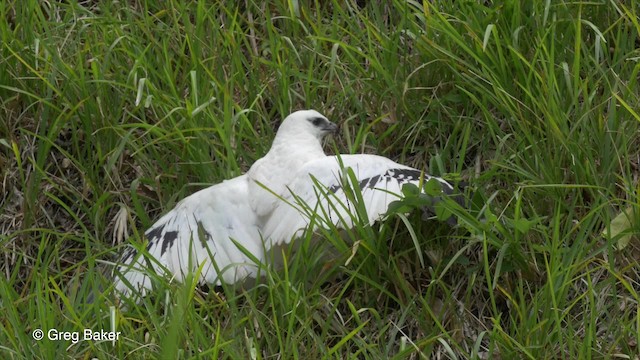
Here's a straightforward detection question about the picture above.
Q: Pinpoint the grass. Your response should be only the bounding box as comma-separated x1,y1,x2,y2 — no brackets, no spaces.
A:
1,0,639,358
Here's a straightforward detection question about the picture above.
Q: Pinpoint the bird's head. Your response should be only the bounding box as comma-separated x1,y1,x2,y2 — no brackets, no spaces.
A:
276,110,339,142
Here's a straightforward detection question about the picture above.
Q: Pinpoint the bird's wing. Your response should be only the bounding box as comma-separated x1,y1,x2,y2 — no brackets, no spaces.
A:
262,154,454,246
114,174,263,297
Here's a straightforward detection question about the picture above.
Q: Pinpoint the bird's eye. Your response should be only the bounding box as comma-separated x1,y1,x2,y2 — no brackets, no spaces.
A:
309,117,324,126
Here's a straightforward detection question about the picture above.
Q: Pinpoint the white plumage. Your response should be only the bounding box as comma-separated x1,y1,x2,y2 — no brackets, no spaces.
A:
114,110,456,298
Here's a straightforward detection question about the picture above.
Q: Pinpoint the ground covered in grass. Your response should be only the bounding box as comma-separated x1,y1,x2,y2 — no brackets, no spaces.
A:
1,0,639,358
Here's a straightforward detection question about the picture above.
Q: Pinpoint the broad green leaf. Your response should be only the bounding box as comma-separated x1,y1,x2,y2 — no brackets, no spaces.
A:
602,206,639,250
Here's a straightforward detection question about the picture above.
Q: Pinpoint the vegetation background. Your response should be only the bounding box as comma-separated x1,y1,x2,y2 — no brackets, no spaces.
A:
1,0,639,358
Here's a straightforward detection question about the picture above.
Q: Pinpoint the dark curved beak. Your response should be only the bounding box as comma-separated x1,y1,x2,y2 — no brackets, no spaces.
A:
323,121,339,134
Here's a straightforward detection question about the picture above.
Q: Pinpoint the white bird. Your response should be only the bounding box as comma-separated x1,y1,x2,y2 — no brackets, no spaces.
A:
114,110,458,298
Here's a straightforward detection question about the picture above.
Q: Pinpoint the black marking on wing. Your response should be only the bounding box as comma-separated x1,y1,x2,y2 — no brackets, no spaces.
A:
368,175,381,188
196,220,213,249
120,223,167,263
328,168,427,194
120,247,137,264
160,230,178,256
146,224,165,242
387,168,422,184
